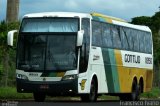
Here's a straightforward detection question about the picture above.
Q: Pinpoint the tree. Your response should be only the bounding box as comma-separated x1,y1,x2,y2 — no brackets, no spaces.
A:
131,16,152,27
0,21,19,87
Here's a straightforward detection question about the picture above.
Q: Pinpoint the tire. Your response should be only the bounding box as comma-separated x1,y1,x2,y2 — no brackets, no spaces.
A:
81,78,98,102
33,93,46,102
81,95,89,102
119,94,129,101
120,81,140,101
130,81,140,101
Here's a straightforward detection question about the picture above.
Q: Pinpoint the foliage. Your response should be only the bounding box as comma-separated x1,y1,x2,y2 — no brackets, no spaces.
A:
0,87,32,99
140,87,160,98
151,12,160,32
0,21,20,86
131,16,152,27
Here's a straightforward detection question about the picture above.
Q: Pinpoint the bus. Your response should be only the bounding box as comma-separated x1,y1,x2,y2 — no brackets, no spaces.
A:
7,12,153,102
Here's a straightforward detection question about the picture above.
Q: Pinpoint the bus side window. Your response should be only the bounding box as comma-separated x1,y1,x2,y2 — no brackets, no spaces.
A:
148,33,152,54
125,28,134,51
145,32,152,54
139,32,145,53
144,32,147,53
82,19,90,45
80,18,90,73
133,30,140,52
111,25,122,49
102,23,113,48
92,21,102,47
120,27,129,50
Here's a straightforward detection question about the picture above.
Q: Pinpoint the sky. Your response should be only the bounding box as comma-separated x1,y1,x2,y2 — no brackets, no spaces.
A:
0,0,160,22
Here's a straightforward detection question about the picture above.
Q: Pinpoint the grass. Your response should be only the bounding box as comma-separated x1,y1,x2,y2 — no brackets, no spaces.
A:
0,87,160,100
140,87,160,98
0,87,32,99
100,95,119,100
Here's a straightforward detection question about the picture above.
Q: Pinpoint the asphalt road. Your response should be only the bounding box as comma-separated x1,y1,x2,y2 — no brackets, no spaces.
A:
0,100,160,106
0,100,120,106
1,99,160,106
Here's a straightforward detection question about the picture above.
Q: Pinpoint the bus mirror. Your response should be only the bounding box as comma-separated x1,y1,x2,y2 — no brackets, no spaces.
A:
77,30,84,47
7,30,18,46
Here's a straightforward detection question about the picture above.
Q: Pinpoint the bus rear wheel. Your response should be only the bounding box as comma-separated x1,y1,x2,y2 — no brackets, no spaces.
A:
81,78,98,102
33,93,46,102
119,81,140,101
130,81,140,101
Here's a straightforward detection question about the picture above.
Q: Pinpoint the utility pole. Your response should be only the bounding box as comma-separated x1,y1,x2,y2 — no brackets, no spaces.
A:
6,0,19,23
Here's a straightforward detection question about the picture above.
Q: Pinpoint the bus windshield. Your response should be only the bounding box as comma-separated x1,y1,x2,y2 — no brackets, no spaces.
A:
21,18,78,32
17,18,79,71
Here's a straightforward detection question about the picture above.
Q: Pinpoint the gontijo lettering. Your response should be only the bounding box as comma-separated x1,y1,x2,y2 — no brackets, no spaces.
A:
125,54,140,64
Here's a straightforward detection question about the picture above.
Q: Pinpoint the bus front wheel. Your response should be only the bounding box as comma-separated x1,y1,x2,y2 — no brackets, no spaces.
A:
81,78,98,102
33,93,46,102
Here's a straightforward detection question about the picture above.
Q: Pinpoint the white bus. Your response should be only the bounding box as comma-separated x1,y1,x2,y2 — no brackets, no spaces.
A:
7,12,153,102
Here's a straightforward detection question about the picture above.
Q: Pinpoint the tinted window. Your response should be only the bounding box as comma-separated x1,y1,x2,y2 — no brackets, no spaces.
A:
80,18,90,73
111,25,121,49
139,32,145,52
133,30,140,52
91,20,152,54
145,32,152,53
82,18,90,45
21,18,79,32
102,23,113,48
92,21,102,46
120,27,129,50
125,28,134,51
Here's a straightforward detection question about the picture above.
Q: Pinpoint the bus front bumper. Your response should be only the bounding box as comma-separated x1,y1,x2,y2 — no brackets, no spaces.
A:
16,78,78,96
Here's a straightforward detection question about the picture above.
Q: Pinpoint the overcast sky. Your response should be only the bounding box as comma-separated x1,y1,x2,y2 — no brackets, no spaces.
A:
0,0,160,21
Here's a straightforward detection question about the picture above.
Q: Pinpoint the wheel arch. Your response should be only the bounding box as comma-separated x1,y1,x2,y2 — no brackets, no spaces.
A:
89,73,98,92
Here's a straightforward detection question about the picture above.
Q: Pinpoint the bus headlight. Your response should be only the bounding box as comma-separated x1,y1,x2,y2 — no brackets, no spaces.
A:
62,74,77,81
16,74,28,80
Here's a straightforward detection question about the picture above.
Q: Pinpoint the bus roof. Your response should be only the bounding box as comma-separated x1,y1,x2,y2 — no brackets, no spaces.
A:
91,12,151,32
23,12,91,19
23,12,151,32
91,12,127,23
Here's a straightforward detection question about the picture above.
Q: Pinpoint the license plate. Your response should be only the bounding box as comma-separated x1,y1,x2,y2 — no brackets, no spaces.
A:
40,85,49,89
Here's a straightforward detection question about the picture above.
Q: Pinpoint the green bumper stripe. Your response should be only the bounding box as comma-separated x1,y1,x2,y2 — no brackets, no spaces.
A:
41,72,65,77
102,48,120,93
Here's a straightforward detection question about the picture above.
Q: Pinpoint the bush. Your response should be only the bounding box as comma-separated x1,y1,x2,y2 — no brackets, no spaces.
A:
141,87,160,98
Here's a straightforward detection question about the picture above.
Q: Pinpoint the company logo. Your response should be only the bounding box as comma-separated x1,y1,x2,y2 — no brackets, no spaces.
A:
29,73,38,77
93,55,100,61
43,77,46,81
124,54,140,64
79,79,87,90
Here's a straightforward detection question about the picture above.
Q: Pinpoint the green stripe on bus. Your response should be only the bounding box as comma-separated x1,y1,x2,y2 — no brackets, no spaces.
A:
108,49,120,92
102,48,120,93
92,16,100,21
